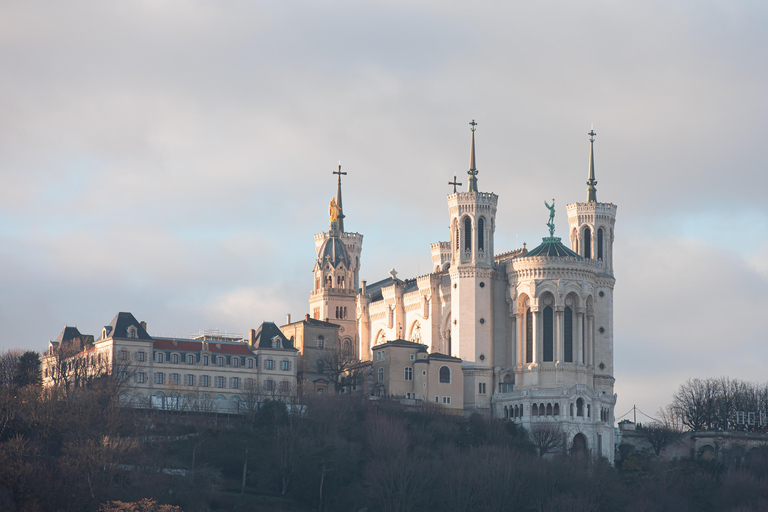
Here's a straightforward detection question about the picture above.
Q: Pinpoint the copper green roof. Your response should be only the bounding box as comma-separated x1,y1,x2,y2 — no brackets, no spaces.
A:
525,236,581,258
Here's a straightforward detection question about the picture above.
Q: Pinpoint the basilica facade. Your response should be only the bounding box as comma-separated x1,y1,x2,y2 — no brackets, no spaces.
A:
309,124,617,460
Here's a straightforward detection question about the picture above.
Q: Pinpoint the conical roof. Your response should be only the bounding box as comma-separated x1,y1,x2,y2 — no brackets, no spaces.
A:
525,236,581,258
318,236,351,268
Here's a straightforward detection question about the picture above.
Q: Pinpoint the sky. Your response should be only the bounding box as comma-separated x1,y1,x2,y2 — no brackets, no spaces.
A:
1,0,767,421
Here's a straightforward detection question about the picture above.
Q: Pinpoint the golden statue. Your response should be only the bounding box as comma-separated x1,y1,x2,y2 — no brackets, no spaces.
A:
329,198,340,223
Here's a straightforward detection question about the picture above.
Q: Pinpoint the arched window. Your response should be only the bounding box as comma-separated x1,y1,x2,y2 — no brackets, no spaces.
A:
316,360,324,374
570,403,574,417
343,307,347,319
597,228,604,260
564,306,573,363
519,405,524,418
525,308,533,363
554,403,560,416
583,227,592,258
532,404,539,417
504,406,509,418
464,217,472,253
455,225,459,250
546,403,553,416
478,217,485,251
543,306,554,362
577,398,584,417
439,366,451,383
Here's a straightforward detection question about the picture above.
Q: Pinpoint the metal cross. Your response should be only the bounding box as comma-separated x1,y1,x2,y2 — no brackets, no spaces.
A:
469,119,477,132
448,175,463,193
588,129,596,142
333,162,347,179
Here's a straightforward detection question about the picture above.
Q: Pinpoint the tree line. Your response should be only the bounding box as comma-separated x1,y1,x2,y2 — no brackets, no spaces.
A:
672,377,768,432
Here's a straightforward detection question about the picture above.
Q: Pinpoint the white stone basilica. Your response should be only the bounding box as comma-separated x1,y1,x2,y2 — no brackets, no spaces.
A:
310,123,617,459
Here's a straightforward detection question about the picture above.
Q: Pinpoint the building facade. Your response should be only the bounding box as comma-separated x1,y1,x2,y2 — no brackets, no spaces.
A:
308,124,617,460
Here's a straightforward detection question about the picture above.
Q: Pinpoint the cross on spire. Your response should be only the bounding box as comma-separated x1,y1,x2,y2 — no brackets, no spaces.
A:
469,119,477,132
333,161,347,179
586,126,598,202
467,120,478,192
448,175,463,193
332,161,347,231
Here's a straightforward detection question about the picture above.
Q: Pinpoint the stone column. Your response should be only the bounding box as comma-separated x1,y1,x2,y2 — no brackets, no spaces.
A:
576,308,584,364
555,307,564,363
516,311,523,365
533,308,541,364
587,314,594,367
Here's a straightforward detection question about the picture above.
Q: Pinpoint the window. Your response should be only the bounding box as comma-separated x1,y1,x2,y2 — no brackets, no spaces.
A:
577,398,584,417
216,356,224,367
171,354,179,364
378,367,384,382
119,349,128,361
119,371,126,382
215,376,226,388
583,227,592,258
202,355,209,366
316,360,323,374
184,374,195,386
265,379,274,391
247,358,254,369
406,392,412,399
543,306,554,362
525,308,533,363
439,366,451,383
127,326,137,338
478,217,485,251
136,372,146,384
281,360,291,371
317,336,325,349
155,352,164,364
404,367,413,381
564,306,573,363
231,377,240,389
279,380,289,392
435,396,439,403
597,228,604,260
376,350,384,361
232,357,239,368
245,378,254,390
154,372,164,385
443,396,451,404
479,382,486,394
200,375,210,387
464,217,472,252
170,373,180,385
265,359,274,370
137,350,146,362
187,354,195,364
422,370,426,376
410,354,415,361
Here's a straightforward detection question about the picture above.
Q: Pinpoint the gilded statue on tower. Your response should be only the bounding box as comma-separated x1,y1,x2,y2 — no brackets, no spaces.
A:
329,198,340,223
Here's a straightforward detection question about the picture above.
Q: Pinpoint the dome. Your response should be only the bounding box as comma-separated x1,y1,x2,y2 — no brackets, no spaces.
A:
318,236,351,268
524,236,581,258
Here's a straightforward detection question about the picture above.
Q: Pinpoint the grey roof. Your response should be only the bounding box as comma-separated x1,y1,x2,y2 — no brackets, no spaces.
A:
362,276,400,302
102,312,153,341
524,237,581,258
318,236,350,269
252,322,297,350
55,326,83,344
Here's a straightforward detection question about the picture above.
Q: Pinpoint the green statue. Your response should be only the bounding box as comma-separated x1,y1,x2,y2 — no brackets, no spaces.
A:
545,199,555,237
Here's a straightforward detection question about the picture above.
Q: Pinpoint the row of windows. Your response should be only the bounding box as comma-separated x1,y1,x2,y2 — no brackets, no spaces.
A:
137,372,252,390
581,226,605,260
503,398,597,419
434,396,451,404
264,359,292,371
376,365,453,383
126,349,256,368
455,216,487,253
524,306,579,364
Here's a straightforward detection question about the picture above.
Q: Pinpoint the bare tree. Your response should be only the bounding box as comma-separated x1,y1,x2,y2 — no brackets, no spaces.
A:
640,422,682,456
529,422,564,457
317,343,363,393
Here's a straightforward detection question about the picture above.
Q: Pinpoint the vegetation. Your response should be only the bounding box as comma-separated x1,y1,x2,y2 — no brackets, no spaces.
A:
2,352,768,511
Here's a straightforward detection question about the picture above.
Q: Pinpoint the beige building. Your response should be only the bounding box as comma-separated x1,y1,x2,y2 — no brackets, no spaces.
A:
280,314,341,395
43,312,299,413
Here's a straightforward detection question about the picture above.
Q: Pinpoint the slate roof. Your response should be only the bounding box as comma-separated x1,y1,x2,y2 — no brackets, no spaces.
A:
55,326,83,344
524,237,581,258
101,312,152,341
284,316,340,329
153,337,255,355
252,322,297,350
318,237,351,268
363,276,418,302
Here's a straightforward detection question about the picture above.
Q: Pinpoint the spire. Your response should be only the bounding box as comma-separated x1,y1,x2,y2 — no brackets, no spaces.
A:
333,162,347,232
467,119,478,192
586,126,597,202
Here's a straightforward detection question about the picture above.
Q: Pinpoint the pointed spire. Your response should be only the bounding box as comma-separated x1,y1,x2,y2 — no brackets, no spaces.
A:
333,161,347,232
467,120,478,192
586,126,597,202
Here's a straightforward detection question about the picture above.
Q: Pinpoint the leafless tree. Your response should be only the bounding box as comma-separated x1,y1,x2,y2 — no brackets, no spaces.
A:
317,343,367,393
641,422,682,456
529,422,564,457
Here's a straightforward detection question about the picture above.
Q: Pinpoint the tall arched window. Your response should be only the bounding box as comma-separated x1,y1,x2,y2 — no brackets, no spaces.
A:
583,227,592,258
543,306,554,362
464,217,472,253
525,308,533,363
597,228,604,260
439,366,451,383
577,397,584,417
455,225,459,250
564,306,573,363
478,217,485,251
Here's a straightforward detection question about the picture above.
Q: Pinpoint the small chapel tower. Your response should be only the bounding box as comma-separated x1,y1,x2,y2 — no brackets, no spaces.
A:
309,165,362,355
447,121,499,411
566,128,617,397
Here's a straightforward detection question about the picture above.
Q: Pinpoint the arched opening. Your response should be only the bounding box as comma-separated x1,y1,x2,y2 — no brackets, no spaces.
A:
543,306,554,362
504,406,509,418
464,217,472,254
546,403,553,416
532,404,539,417
572,433,588,458
576,397,584,417
564,306,573,362
597,228,604,260
554,403,560,416
525,308,533,363
583,227,592,258
439,366,451,383
478,217,485,251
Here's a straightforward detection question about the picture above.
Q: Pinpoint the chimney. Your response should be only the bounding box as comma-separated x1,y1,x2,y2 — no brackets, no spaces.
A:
140,321,147,332
286,314,291,325
248,329,256,346
305,313,310,322
362,280,367,295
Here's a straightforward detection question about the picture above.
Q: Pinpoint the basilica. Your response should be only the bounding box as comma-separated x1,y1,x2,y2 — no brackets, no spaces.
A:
309,123,618,459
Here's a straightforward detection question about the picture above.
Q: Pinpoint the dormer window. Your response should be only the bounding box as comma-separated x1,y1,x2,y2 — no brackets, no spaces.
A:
271,335,283,349
127,326,138,339
102,326,112,340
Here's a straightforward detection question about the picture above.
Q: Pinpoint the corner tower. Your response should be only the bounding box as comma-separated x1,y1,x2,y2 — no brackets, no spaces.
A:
447,121,499,412
310,164,362,355
566,128,617,397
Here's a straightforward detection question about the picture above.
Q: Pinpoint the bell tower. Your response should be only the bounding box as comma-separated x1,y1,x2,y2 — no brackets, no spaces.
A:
447,120,498,412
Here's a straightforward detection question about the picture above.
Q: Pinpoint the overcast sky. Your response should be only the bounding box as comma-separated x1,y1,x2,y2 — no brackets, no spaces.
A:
1,1,767,420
